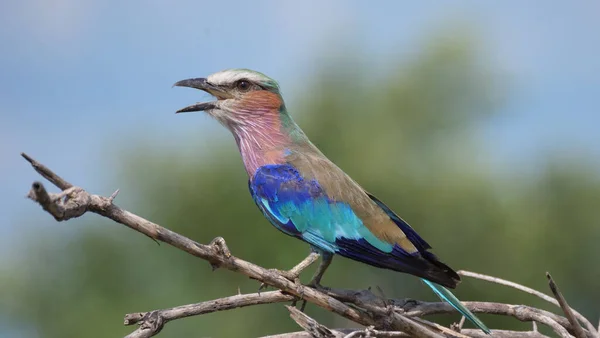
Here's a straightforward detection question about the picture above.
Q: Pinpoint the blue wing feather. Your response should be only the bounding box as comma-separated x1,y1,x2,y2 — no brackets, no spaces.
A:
250,164,363,252
250,164,421,261
249,164,490,333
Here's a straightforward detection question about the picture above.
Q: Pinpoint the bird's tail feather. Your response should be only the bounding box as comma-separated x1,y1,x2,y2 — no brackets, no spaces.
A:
421,279,490,334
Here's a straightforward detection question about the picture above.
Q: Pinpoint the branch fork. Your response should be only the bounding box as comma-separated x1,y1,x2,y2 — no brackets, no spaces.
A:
21,152,598,338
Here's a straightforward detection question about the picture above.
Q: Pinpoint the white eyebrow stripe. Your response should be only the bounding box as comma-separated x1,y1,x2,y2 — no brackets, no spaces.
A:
207,70,268,86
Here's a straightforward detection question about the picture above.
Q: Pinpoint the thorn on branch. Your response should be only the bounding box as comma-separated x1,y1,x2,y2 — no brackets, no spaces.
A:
108,189,120,203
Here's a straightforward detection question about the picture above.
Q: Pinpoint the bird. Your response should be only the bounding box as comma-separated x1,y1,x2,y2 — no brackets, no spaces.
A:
174,68,490,333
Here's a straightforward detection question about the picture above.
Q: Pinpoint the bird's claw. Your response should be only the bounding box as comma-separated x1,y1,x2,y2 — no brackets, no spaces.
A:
297,279,327,313
307,281,321,289
306,278,328,291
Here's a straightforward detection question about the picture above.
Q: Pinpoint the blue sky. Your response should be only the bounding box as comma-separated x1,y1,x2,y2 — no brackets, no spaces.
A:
1,0,599,257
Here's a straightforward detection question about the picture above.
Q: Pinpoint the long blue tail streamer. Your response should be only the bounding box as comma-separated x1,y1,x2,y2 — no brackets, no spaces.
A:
421,279,491,334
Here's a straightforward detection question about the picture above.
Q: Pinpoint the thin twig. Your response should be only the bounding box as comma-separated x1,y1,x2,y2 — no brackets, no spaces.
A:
262,329,359,338
546,273,586,338
125,291,294,338
322,287,589,337
458,329,549,338
286,305,341,338
320,287,444,337
400,300,581,337
458,271,557,306
459,270,597,336
342,326,409,337
264,329,550,338
22,153,72,190
411,317,471,338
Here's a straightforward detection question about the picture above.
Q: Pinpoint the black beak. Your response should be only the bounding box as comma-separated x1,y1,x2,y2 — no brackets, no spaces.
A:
174,78,216,91
174,101,217,113
173,78,221,113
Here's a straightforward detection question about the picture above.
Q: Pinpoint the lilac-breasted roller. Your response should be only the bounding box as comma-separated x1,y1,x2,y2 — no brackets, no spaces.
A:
174,69,489,333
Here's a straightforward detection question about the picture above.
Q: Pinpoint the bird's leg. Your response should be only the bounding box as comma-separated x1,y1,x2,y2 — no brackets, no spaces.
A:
307,252,333,289
259,251,320,291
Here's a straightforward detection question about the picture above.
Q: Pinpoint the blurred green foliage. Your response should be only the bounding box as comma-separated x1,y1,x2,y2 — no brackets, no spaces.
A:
3,31,599,337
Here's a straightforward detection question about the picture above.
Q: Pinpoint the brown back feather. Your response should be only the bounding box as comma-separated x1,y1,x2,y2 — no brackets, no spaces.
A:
285,144,419,255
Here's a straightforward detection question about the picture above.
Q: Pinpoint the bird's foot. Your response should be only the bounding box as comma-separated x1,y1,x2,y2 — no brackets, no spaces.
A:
294,280,328,313
306,280,322,289
395,298,420,311
306,278,329,292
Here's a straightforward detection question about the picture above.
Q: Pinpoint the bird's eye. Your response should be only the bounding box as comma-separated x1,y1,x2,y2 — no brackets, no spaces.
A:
236,80,251,91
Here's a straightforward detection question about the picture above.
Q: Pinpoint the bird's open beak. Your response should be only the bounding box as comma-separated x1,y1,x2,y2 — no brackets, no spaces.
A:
173,78,228,113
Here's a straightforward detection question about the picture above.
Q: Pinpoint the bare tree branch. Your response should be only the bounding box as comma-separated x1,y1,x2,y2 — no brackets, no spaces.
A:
546,273,586,338
23,155,366,319
124,291,295,338
286,305,341,338
320,287,590,337
403,302,571,338
21,153,435,337
459,270,597,336
410,317,472,338
284,308,414,338
261,329,361,338
342,328,409,338
22,153,597,338
459,330,548,338
22,153,72,190
264,329,550,338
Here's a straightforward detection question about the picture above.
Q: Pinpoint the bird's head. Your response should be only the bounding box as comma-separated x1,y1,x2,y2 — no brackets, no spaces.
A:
174,69,285,128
